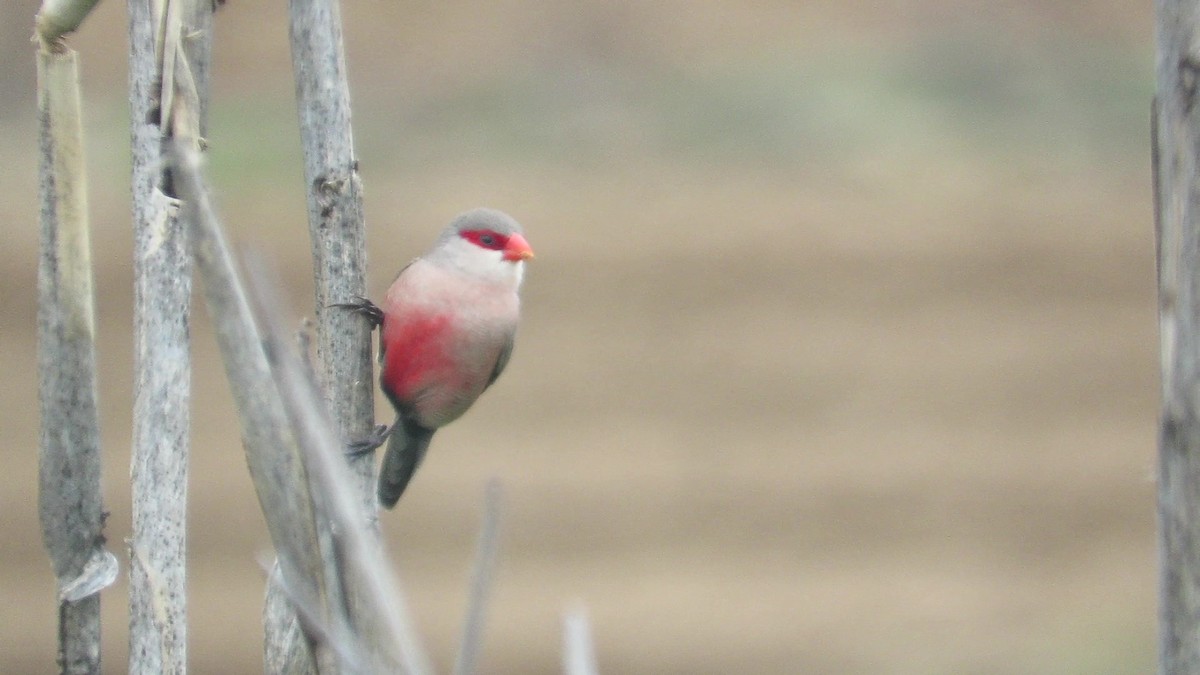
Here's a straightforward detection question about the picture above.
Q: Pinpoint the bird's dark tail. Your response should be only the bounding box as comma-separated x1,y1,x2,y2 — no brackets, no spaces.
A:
378,418,435,509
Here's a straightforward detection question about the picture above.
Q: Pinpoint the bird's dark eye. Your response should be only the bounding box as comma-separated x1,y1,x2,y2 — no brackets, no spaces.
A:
462,229,507,250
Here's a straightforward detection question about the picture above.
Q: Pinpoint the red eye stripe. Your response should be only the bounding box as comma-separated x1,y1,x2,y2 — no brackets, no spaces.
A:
460,229,509,251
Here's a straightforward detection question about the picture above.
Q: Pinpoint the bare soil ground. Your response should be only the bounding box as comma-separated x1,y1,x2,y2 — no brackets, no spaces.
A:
1,2,1156,673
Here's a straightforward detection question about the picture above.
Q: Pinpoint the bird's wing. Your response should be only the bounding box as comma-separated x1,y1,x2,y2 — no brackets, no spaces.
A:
486,332,515,389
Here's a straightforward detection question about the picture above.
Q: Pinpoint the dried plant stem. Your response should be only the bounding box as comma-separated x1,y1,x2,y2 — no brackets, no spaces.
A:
126,0,212,671
36,37,116,675
1157,2,1200,671
285,0,380,666
288,0,373,502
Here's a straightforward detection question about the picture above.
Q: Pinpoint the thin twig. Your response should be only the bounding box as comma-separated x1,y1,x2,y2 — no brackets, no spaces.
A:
562,606,600,675
454,480,505,675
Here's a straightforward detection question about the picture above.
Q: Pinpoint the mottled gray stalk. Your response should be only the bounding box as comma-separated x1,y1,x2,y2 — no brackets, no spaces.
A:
286,0,380,664
36,38,116,675
1156,1,1200,671
126,0,212,671
287,0,373,504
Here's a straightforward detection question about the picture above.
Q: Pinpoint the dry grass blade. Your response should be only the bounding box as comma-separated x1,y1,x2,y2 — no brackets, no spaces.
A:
258,556,368,674
562,606,600,675
243,253,435,675
170,138,335,673
453,480,505,675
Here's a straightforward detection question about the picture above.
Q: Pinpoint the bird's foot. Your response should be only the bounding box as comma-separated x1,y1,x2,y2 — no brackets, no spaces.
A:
346,424,391,456
330,295,383,329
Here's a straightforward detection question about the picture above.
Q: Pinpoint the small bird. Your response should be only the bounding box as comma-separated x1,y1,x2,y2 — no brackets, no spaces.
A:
341,208,534,508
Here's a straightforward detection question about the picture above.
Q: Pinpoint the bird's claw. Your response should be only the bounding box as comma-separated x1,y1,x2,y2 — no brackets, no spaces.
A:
330,295,384,329
346,424,391,456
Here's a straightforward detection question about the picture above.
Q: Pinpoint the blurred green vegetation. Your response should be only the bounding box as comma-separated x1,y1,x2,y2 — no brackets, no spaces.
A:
193,32,1154,190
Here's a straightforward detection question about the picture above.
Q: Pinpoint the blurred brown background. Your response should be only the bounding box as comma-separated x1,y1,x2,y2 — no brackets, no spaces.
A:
1,1,1156,673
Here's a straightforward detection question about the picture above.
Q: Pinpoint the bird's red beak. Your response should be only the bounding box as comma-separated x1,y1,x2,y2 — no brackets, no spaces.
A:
503,233,535,262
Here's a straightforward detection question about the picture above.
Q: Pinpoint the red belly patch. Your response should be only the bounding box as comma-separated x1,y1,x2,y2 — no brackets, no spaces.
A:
380,311,455,404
